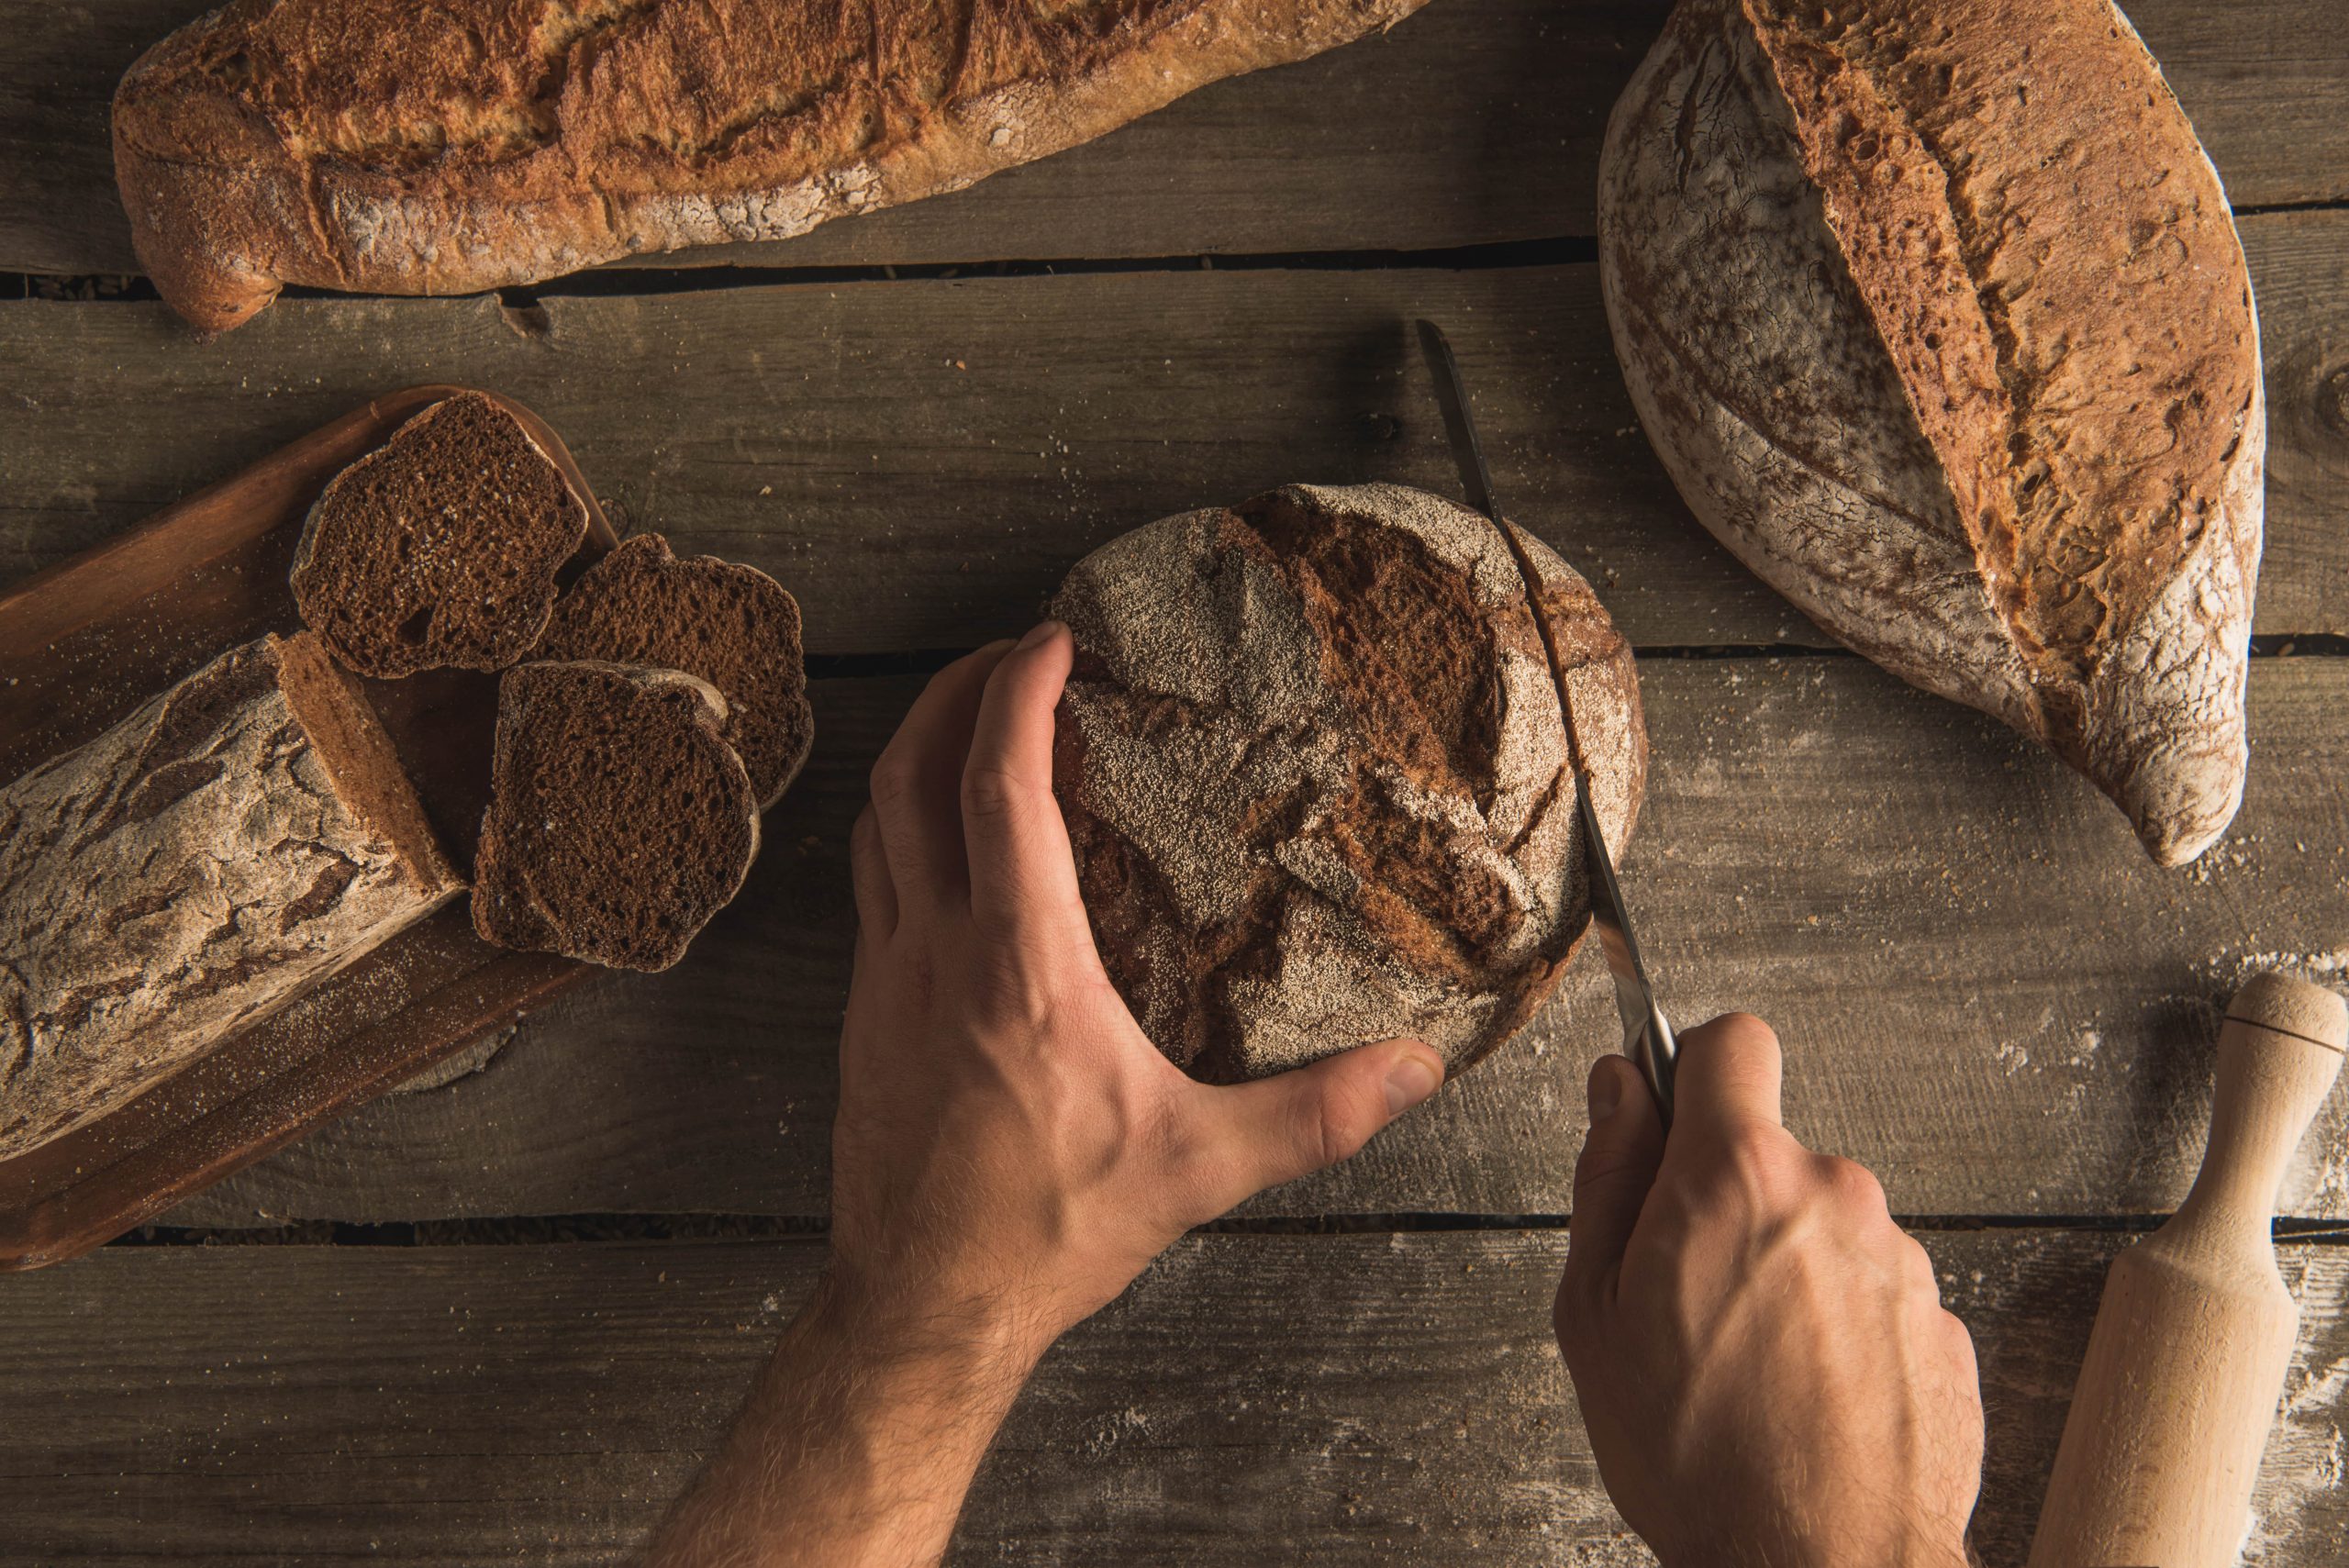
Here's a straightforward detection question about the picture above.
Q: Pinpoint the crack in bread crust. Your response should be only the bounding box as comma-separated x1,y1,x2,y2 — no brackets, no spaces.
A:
1049,484,1646,1084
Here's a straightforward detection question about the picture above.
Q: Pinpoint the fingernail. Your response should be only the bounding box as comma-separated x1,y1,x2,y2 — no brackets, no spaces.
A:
1018,619,1064,651
1588,1061,1624,1121
1384,1055,1442,1116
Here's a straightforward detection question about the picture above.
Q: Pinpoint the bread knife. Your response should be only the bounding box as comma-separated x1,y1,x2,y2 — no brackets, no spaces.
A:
1413,319,1678,1125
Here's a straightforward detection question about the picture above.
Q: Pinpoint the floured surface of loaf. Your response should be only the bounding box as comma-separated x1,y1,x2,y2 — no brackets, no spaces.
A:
1049,483,1646,1083
1599,0,2261,866
0,632,462,1160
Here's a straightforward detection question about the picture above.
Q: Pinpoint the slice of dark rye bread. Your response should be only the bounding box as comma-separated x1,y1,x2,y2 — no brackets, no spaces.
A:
471,660,760,973
291,393,590,678
536,533,813,807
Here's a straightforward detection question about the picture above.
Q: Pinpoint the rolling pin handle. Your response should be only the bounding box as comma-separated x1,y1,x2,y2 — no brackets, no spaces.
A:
2027,973,2347,1568
2184,973,2348,1234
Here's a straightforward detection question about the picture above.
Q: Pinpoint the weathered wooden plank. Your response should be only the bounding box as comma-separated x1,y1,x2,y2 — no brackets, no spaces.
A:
1,1230,2343,1566
6,208,2348,649
164,654,2349,1229
3,0,2341,279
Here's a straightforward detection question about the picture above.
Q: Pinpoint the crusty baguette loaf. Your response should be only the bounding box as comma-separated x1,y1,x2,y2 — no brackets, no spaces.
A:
112,0,1431,332
472,660,760,973
1050,483,1646,1082
0,632,462,1160
1599,0,2262,866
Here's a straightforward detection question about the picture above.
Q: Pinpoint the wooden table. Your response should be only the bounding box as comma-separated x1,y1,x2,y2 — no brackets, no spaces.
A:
5,2,2347,1562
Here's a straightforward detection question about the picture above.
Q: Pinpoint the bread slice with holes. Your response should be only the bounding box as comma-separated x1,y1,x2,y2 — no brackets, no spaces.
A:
291,393,590,678
471,660,759,973
537,534,813,808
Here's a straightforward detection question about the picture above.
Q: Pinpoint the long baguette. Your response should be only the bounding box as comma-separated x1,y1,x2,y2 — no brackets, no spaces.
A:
113,0,1431,332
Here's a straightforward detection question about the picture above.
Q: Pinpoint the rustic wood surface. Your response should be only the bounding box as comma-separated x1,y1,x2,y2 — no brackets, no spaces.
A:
1,0,2342,278
5,208,2346,651
5,0,2348,1561
161,655,2349,1229
5,1230,2346,1567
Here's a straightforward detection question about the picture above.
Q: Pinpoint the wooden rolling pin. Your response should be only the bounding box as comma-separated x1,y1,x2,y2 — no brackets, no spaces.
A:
2029,973,2348,1568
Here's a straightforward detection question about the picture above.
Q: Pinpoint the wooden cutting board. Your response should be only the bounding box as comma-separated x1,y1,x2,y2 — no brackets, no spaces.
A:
0,387,620,1270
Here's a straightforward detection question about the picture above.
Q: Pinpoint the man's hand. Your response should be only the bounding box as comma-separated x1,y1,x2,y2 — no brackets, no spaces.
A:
830,619,1444,1355
650,623,1445,1567
1553,1017,1983,1568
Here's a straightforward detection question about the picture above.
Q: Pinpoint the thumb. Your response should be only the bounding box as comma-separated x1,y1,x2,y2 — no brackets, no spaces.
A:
1186,1040,1445,1215
1561,1055,1664,1309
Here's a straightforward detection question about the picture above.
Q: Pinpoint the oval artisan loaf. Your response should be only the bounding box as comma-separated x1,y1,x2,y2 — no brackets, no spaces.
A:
1599,0,2262,866
1048,483,1646,1083
112,0,1432,332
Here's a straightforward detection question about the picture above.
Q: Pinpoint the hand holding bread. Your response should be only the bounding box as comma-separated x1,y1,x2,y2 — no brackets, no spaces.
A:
837,626,1448,1346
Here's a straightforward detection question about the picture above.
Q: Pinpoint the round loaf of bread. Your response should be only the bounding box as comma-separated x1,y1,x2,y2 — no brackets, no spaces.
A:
1048,482,1647,1083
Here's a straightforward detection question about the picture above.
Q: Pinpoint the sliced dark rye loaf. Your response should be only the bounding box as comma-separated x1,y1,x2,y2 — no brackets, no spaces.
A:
471,661,760,973
0,631,462,1158
291,393,589,678
536,534,813,808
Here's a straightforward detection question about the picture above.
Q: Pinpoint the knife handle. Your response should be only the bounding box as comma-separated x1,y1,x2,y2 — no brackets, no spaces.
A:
1633,1006,1677,1129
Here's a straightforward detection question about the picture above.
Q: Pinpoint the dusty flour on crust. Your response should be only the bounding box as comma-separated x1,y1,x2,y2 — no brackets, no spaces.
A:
0,634,459,1159
1049,482,1646,1082
1598,0,2260,867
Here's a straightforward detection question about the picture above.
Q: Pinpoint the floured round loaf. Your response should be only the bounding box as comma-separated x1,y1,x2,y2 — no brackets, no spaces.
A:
1048,482,1647,1083
1599,0,2262,867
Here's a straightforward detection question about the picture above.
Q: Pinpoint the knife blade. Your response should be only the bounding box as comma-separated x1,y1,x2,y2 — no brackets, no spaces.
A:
1414,318,1678,1123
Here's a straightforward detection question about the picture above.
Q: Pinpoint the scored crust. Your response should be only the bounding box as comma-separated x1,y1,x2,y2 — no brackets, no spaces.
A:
1598,0,2261,866
1049,482,1647,1084
112,0,1433,331
0,632,460,1160
471,660,760,973
290,392,591,679
537,533,814,809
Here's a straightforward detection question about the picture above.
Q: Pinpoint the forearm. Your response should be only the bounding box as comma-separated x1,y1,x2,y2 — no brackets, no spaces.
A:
647,1274,1046,1568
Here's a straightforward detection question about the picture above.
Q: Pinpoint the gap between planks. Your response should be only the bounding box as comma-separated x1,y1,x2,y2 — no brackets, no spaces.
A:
6,208,2347,651
100,1212,2349,1250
